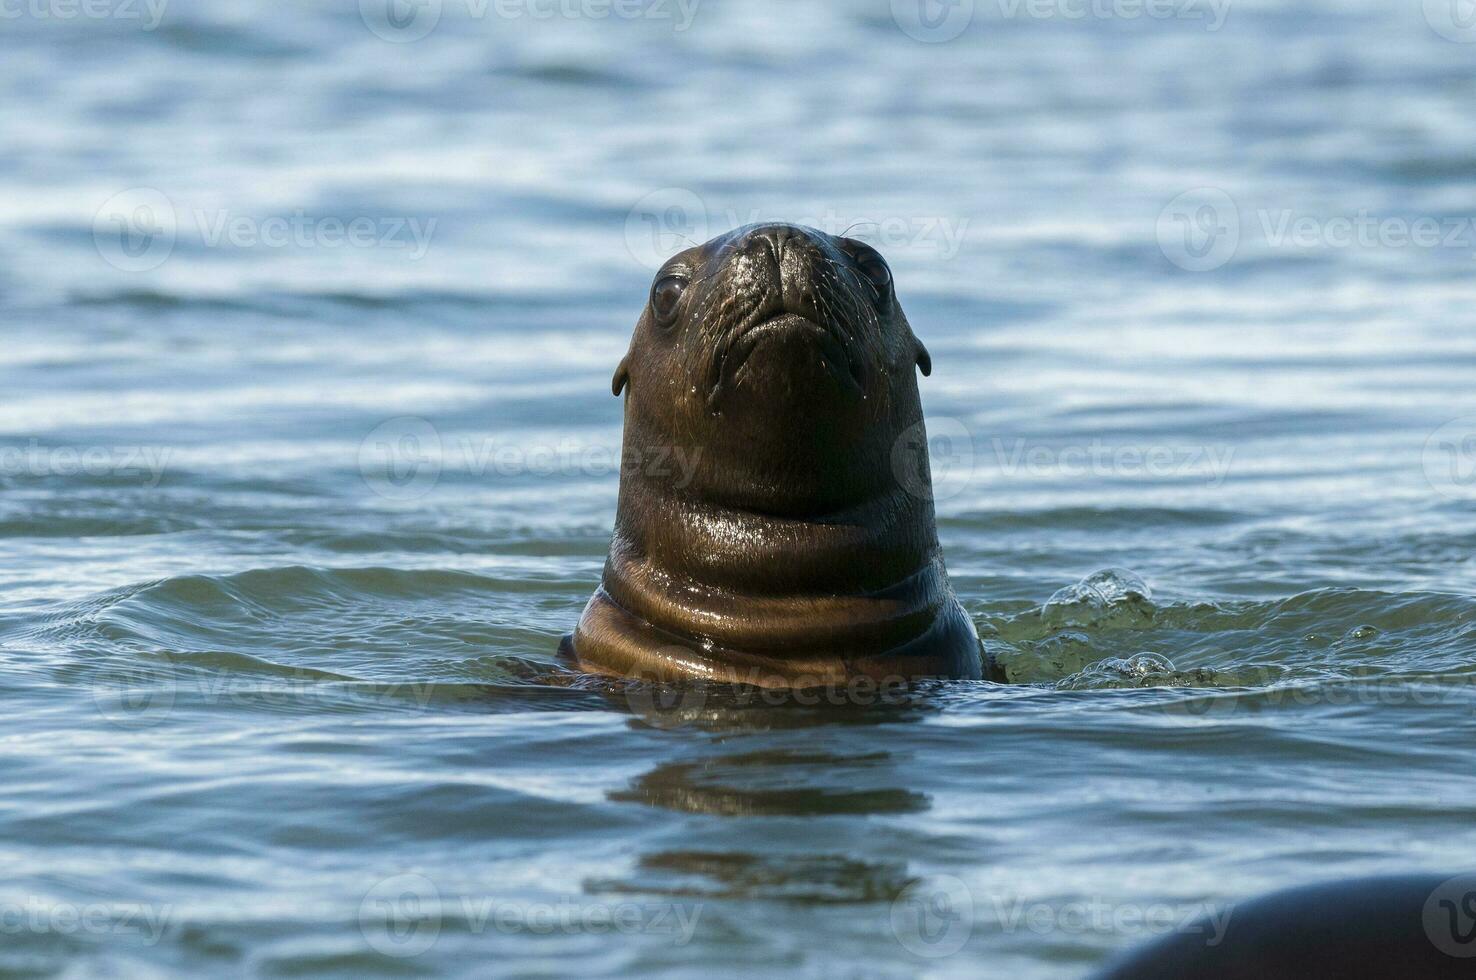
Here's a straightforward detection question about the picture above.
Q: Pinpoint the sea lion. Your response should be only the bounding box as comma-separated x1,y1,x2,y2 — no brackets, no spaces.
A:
1092,874,1476,979
564,222,985,687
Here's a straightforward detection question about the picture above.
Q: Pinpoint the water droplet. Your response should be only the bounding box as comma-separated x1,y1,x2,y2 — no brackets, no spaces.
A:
1041,568,1155,629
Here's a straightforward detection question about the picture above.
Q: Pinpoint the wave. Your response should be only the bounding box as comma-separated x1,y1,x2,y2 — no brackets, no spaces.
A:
990,569,1476,686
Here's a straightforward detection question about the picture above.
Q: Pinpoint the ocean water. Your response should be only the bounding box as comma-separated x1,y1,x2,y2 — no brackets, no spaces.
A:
3,0,1476,976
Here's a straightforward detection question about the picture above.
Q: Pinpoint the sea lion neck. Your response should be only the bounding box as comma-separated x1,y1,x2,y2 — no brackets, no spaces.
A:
610,465,938,597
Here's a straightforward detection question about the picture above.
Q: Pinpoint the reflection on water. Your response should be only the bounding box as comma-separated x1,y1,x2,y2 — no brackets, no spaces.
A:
588,849,913,904
3,0,1476,976
587,676,948,731
609,750,931,816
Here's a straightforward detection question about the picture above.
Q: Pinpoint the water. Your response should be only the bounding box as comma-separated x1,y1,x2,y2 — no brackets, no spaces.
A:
3,0,1476,975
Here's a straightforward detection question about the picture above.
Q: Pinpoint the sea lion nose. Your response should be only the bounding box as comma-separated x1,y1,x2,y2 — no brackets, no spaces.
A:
734,223,802,260
732,224,825,316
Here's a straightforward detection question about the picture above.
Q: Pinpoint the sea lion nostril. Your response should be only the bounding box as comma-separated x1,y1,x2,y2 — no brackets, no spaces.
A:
742,228,785,266
731,224,822,265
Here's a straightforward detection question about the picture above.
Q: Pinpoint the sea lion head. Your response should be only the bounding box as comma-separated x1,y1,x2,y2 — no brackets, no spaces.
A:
570,222,984,684
613,223,934,515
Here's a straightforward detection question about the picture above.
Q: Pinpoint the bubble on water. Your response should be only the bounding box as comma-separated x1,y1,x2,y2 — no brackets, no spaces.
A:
1056,653,1221,691
1040,568,1155,630
1058,653,1171,689
1109,652,1174,678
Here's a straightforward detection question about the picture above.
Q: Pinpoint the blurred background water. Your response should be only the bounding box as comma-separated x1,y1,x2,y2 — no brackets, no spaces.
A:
3,0,1476,975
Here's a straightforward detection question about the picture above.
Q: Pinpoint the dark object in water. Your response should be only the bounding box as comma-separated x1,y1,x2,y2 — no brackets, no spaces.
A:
1092,874,1476,979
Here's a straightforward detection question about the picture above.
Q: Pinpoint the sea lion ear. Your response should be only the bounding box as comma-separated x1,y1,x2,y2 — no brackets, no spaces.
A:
612,353,631,396
915,342,932,378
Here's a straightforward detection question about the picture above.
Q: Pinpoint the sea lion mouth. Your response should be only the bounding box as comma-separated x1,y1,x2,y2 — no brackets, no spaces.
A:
706,311,865,410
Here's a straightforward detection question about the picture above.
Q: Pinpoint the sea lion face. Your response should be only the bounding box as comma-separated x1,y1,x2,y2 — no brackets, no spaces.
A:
614,224,933,514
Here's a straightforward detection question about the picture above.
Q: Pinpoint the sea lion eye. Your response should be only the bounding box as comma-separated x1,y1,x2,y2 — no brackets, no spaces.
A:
651,274,687,323
839,240,893,302
856,253,892,294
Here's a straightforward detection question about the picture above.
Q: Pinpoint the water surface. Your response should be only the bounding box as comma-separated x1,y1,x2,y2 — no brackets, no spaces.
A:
3,0,1476,976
